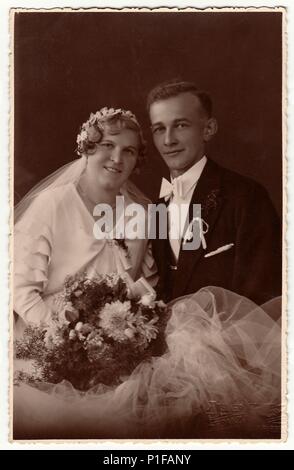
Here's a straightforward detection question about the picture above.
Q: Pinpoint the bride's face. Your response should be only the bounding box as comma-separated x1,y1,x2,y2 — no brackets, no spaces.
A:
86,127,139,191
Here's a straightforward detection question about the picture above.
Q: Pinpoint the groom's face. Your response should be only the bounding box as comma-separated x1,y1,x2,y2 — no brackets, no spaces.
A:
149,92,209,178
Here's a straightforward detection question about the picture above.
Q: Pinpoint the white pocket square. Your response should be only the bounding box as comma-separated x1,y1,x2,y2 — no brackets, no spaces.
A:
204,243,234,258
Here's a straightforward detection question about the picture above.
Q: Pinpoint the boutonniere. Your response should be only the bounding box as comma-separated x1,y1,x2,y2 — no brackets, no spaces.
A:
183,217,209,250
114,239,130,259
203,189,220,217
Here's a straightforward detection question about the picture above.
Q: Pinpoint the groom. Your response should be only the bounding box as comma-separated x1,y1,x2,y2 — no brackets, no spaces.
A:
148,80,282,306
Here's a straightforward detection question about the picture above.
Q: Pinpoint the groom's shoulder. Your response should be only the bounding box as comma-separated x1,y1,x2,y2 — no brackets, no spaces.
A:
210,159,270,200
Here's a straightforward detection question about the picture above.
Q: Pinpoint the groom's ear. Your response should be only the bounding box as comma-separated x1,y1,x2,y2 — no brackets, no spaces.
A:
203,117,218,142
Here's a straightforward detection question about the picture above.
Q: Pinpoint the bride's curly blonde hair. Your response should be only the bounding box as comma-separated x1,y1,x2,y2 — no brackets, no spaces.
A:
76,107,146,168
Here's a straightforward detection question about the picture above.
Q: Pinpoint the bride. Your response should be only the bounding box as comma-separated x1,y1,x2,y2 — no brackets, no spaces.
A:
13,107,282,440
14,107,158,330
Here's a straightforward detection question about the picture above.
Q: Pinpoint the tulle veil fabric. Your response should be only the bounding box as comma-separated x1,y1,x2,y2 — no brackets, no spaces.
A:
14,156,151,224
14,287,281,440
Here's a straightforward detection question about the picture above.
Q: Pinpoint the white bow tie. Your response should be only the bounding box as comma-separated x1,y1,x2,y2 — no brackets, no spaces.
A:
159,177,183,201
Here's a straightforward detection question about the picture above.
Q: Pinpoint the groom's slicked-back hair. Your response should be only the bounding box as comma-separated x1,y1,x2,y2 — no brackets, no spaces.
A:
146,79,213,118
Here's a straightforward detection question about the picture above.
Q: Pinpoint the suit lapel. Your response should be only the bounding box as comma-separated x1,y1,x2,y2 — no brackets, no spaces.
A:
153,196,172,270
173,159,224,297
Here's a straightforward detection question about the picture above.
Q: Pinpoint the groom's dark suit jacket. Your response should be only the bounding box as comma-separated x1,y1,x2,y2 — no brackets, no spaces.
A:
152,158,282,306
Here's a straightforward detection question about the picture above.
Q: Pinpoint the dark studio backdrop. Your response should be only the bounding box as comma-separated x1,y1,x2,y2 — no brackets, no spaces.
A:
14,11,283,216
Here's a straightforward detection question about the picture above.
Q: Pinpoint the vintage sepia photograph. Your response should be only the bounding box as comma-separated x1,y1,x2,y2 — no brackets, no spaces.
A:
11,8,285,441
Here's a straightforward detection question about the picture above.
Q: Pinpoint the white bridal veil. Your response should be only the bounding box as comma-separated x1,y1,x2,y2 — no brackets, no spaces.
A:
14,156,151,224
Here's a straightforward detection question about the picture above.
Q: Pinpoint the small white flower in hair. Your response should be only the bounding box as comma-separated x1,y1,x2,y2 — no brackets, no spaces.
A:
76,107,141,156
80,130,88,140
101,107,108,116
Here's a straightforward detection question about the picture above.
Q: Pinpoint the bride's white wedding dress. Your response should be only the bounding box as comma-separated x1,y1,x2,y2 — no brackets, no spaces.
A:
13,181,281,440
14,181,157,330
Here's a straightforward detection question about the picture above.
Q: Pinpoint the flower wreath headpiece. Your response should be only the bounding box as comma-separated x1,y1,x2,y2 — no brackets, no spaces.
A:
76,107,142,156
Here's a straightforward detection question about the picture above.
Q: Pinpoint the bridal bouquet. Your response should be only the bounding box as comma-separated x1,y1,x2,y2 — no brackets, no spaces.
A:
15,273,168,391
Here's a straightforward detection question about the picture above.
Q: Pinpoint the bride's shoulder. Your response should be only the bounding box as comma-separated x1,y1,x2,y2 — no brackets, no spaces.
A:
39,183,75,203
23,183,75,218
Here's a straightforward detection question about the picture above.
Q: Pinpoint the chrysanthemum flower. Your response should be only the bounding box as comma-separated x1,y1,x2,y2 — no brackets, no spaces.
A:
99,300,136,342
135,314,159,346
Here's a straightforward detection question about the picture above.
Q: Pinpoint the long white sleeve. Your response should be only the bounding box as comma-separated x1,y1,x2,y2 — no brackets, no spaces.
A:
14,195,53,325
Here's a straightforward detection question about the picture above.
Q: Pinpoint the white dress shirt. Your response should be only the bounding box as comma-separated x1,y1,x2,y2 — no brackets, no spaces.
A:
167,156,207,262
